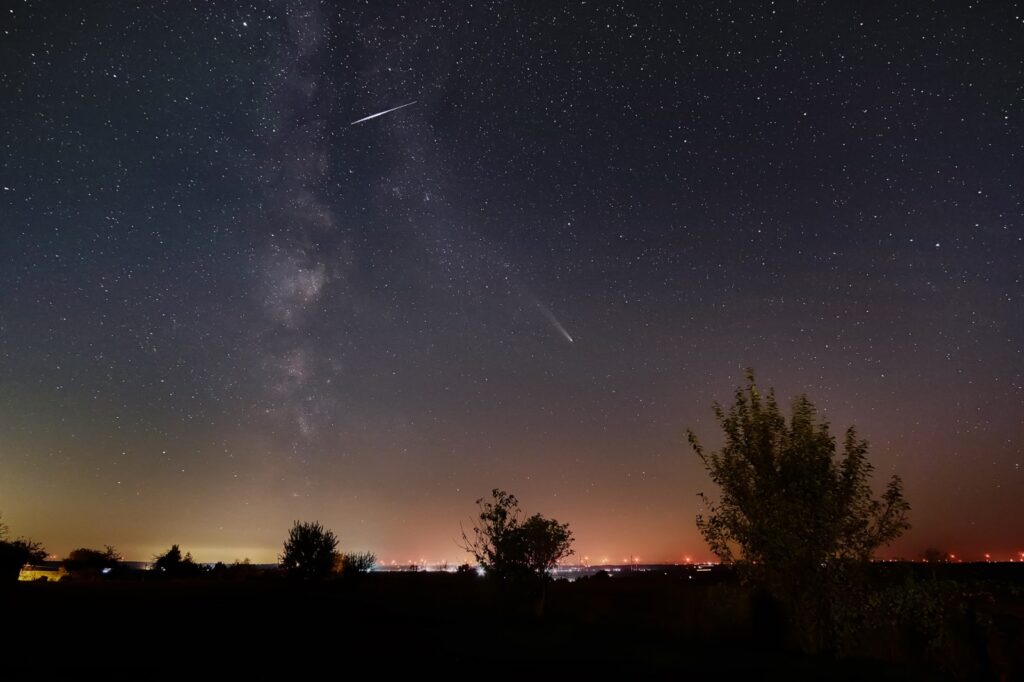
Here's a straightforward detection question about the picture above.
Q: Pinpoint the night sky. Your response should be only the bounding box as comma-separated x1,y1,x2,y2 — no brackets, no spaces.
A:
1,2,1021,564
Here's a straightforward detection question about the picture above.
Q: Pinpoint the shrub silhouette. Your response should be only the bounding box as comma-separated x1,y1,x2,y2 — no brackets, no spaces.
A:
337,551,375,576
152,544,204,578
64,546,120,579
0,515,46,582
461,488,573,582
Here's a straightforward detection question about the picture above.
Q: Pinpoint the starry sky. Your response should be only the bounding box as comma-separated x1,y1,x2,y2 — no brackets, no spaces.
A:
1,1,1021,564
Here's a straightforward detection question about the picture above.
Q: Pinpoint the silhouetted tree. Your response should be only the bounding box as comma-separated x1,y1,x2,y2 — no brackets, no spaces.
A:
337,551,376,575
687,370,911,650
280,520,339,581
64,546,120,579
921,548,948,563
0,514,46,581
519,515,574,578
152,544,204,578
461,489,574,582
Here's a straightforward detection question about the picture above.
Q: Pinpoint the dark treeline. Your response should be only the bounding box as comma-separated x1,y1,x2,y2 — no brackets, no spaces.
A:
5,561,1023,678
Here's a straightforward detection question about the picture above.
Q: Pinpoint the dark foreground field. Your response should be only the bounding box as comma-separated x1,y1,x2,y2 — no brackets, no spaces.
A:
5,566,1022,679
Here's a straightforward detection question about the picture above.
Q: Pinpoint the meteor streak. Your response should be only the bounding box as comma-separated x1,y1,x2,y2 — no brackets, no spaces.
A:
350,101,418,125
536,301,574,343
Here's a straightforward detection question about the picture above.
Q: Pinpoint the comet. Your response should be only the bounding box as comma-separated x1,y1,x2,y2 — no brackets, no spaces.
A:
350,101,418,125
536,301,574,343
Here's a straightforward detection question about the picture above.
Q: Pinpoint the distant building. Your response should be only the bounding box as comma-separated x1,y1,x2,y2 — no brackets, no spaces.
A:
18,563,67,582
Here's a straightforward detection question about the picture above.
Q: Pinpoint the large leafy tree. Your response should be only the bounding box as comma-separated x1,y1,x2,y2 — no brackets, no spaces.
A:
280,520,339,581
461,489,573,582
687,371,911,648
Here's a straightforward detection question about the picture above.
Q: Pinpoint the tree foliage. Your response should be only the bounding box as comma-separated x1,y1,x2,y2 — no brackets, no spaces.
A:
64,546,121,579
0,514,46,581
921,548,949,563
687,371,911,649
280,520,339,581
688,371,910,571
461,489,574,582
337,551,376,575
152,544,204,578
